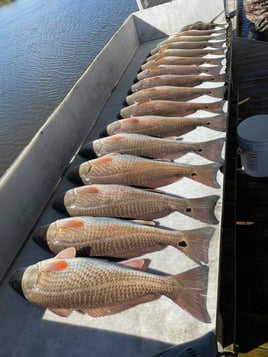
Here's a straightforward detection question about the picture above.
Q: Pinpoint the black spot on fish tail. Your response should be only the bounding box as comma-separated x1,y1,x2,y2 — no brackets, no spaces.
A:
79,141,97,159
32,225,51,252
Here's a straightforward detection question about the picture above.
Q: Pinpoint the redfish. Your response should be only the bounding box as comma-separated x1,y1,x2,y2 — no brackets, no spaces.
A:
120,99,225,118
178,29,225,36
150,41,225,54
52,184,219,224
126,86,226,104
141,56,223,70
180,21,224,31
9,247,211,322
137,65,220,80
131,74,226,92
67,153,220,188
79,133,224,163
33,216,215,264
100,115,227,138
147,48,224,62
159,34,225,45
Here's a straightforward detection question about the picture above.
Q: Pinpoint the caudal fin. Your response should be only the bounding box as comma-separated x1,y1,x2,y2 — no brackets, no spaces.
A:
207,86,226,99
173,195,219,224
168,265,211,323
201,114,227,132
203,100,225,114
197,138,225,162
188,163,221,188
176,227,215,264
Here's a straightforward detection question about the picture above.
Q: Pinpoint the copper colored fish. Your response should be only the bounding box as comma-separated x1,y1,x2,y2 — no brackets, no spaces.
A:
178,29,225,36
126,86,226,104
100,115,227,138
141,56,223,70
120,99,225,118
180,21,223,31
67,153,220,188
147,48,224,62
137,65,220,80
80,133,224,163
33,216,215,264
150,41,225,54
159,34,225,45
131,74,226,92
53,184,219,224
9,247,211,322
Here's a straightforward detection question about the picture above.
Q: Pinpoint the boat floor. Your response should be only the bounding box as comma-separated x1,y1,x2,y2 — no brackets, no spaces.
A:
0,35,227,356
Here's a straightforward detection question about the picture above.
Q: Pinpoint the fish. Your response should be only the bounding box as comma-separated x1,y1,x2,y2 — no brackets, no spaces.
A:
99,115,227,138
131,74,226,92
66,153,221,189
141,56,223,70
150,41,225,54
137,65,221,80
52,184,219,224
146,48,225,62
180,21,224,31
159,34,225,45
79,133,225,163
120,99,225,118
126,86,226,104
33,216,215,264
178,29,225,36
9,247,211,322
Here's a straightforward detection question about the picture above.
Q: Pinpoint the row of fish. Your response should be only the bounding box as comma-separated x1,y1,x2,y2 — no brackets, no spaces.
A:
10,21,228,324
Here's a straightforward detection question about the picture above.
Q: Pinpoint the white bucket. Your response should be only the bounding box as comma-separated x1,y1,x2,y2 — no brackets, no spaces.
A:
237,114,268,177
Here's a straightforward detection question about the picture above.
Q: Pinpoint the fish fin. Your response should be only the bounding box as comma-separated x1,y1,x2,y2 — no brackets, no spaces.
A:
55,247,76,259
173,195,219,224
203,114,227,132
137,99,152,105
132,219,157,226
207,86,226,99
41,260,68,272
93,155,114,165
49,308,73,317
118,258,149,270
187,163,220,188
202,66,220,76
84,294,160,317
168,265,211,323
175,227,215,264
196,138,225,162
203,101,224,114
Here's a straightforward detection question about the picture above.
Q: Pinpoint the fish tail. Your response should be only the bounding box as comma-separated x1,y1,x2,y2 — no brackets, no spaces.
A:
207,86,226,99
202,114,227,132
188,163,220,188
168,265,211,322
175,227,215,264
173,195,219,224
197,138,225,162
204,101,224,113
203,66,220,76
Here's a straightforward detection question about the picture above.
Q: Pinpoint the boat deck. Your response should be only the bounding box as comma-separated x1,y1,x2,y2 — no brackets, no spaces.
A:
220,37,268,356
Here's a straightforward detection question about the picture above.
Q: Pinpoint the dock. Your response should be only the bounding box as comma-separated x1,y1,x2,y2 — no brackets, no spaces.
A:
220,2,268,354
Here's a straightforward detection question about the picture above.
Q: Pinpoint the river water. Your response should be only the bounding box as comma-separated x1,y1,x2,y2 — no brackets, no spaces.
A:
0,0,138,177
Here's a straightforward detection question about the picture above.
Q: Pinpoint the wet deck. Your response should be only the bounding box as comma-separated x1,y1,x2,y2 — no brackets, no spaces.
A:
220,36,268,356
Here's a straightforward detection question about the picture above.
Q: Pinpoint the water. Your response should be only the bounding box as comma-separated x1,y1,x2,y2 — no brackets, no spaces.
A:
0,0,138,177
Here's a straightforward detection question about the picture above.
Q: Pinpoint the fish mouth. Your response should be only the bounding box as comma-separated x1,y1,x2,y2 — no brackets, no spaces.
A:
9,268,26,299
79,141,97,159
66,166,84,186
32,225,51,252
52,192,69,216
